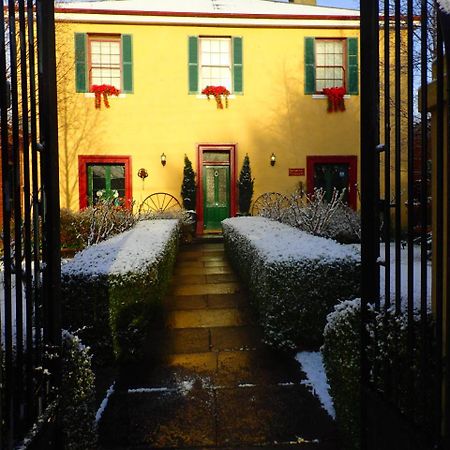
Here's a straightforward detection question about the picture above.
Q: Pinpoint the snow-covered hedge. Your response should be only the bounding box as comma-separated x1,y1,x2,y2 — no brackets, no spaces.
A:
322,299,435,450
61,220,179,364
60,331,97,450
222,217,360,349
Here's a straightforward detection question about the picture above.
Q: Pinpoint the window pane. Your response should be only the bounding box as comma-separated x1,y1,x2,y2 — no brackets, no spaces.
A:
316,80,325,91
89,37,122,89
210,40,220,52
210,52,221,65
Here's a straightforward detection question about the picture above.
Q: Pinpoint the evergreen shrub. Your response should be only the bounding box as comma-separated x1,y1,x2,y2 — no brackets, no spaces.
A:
222,217,360,349
181,155,196,211
237,154,254,214
322,299,436,450
61,220,179,365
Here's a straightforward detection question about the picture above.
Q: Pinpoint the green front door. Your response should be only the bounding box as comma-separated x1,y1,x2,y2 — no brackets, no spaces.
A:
203,165,230,231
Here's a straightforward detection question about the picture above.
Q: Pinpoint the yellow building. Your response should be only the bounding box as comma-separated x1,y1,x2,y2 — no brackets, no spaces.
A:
55,0,360,233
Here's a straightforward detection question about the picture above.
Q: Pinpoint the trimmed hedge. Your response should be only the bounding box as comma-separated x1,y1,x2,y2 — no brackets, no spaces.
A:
61,220,179,364
61,331,97,450
222,217,360,349
322,299,436,450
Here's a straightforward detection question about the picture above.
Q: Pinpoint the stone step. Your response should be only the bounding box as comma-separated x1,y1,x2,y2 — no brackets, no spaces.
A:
170,282,240,297
166,308,249,329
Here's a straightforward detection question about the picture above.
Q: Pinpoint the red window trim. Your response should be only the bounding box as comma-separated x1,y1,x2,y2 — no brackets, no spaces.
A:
306,155,357,210
87,34,122,91
196,144,237,234
78,155,132,209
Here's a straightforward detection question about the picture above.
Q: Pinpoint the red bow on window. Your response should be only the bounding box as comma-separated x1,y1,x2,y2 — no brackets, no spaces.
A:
201,85,230,109
322,87,346,113
91,84,120,109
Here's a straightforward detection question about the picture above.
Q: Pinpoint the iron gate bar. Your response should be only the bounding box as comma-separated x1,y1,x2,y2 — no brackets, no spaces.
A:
394,0,402,316
406,0,416,422
27,0,43,420
18,0,34,429
0,2,13,447
360,1,381,449
434,17,444,445
36,0,62,427
445,44,450,447
383,0,391,311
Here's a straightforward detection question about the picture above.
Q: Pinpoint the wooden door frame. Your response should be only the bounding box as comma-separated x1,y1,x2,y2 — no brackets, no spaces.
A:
196,144,237,234
306,155,357,210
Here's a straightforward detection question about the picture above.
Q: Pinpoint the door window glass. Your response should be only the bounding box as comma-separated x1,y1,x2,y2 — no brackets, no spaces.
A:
313,163,349,204
87,164,125,205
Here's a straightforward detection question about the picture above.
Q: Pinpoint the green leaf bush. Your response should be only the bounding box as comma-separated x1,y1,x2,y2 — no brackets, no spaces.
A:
222,217,360,349
322,299,436,450
61,220,179,365
60,331,97,450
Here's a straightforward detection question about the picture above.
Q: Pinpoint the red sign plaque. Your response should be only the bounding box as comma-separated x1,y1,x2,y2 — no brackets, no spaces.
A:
288,168,305,176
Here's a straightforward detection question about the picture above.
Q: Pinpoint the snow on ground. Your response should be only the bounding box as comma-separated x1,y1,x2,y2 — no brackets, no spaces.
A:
351,242,432,309
62,219,178,277
437,1,450,13
296,351,335,420
222,217,360,264
96,382,116,424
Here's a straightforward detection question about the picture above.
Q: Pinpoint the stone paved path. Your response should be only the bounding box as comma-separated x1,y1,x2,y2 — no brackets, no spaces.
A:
99,241,338,449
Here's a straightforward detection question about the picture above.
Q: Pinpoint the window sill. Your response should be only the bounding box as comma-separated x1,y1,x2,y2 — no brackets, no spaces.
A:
312,94,351,99
84,93,127,98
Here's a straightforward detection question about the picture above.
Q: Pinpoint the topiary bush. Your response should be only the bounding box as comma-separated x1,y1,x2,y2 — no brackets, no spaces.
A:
322,299,436,450
180,155,197,211
222,217,360,349
61,220,179,365
237,154,254,215
60,330,97,450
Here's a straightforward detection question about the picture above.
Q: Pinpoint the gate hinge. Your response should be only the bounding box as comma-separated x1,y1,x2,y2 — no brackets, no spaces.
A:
36,142,45,152
376,144,385,153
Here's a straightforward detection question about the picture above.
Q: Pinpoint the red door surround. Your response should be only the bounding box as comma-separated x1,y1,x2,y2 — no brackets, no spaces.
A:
306,155,358,210
196,144,237,234
78,155,132,209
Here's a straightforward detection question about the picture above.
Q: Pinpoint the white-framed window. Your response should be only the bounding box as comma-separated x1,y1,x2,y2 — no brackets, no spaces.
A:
199,37,232,90
315,39,345,92
89,35,121,89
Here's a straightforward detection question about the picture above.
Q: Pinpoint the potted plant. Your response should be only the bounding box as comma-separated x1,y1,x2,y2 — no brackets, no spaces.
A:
237,154,254,215
181,155,197,234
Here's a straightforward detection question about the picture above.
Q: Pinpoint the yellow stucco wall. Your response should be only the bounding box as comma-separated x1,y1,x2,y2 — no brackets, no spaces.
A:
55,20,360,212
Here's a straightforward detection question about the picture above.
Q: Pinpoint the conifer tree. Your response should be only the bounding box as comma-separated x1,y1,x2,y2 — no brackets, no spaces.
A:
238,154,254,214
181,155,196,211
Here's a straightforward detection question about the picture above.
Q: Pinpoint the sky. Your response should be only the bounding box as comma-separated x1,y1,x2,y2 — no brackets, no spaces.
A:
317,0,359,8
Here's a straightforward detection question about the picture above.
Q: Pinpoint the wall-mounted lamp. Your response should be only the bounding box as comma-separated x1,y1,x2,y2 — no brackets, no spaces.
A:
138,168,148,179
160,153,167,167
270,153,276,166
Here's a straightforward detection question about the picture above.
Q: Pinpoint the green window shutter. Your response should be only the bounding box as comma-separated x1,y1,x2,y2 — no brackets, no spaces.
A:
121,34,133,93
347,37,358,95
304,37,315,94
188,36,199,94
232,37,243,94
75,33,87,93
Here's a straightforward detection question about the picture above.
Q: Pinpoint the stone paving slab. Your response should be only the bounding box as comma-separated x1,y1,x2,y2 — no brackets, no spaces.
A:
171,282,240,296
166,308,247,328
175,266,233,276
209,326,262,352
99,241,339,450
215,385,337,448
165,295,209,311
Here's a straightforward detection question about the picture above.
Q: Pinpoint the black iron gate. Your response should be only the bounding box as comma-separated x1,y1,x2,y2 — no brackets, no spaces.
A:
361,1,450,449
0,1,61,448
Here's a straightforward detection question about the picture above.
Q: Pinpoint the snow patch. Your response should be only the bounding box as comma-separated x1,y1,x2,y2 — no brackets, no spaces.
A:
437,0,450,14
222,217,360,265
95,382,115,424
62,219,179,277
296,351,335,420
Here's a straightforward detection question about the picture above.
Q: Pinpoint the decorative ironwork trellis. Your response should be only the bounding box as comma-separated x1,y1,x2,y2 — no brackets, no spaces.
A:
360,1,450,448
0,1,61,448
